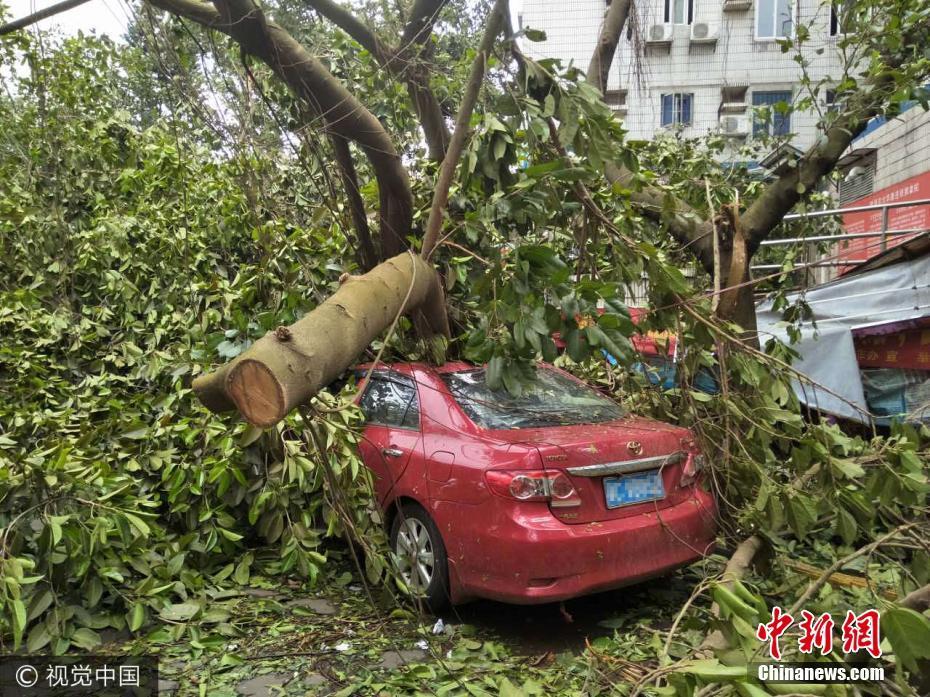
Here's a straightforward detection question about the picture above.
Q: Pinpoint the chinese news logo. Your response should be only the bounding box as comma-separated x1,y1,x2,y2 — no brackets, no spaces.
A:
756,607,882,660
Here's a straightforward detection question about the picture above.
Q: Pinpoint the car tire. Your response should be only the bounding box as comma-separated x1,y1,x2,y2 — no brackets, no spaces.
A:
389,502,450,612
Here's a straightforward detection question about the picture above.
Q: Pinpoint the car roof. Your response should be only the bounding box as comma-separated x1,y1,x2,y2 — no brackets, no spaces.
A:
353,361,477,375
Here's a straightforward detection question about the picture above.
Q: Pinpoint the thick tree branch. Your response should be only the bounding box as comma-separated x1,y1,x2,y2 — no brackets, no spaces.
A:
605,164,716,271
586,0,633,93
302,0,451,161
741,91,891,255
0,0,93,35
331,135,378,271
901,583,930,613
146,0,225,28
420,0,507,259
193,253,446,424
581,1,715,270
401,0,446,49
149,0,413,257
398,0,452,161
698,535,764,654
303,0,391,62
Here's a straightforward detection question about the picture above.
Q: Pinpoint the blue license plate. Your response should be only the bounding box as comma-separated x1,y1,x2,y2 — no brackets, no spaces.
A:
604,470,666,509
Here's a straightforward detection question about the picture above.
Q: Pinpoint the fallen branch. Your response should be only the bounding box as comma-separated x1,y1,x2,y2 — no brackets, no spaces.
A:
192,253,446,426
784,524,913,621
698,535,763,653
783,559,898,600
900,583,930,613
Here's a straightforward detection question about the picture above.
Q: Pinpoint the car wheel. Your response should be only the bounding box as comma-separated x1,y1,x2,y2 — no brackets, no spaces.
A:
389,503,450,612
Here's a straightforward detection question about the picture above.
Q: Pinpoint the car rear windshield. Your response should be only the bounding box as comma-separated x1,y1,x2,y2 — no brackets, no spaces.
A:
441,367,625,430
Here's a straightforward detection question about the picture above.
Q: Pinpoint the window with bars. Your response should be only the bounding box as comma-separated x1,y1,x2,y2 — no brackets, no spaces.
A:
660,93,694,127
752,91,792,136
830,2,852,35
825,88,844,113
664,0,694,24
756,0,793,38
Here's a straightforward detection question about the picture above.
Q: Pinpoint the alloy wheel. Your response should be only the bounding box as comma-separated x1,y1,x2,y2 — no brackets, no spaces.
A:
394,516,434,592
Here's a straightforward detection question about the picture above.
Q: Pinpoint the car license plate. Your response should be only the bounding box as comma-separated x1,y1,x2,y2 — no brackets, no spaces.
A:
603,470,666,509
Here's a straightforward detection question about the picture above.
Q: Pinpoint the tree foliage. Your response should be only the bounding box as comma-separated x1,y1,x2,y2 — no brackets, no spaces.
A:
0,34,382,653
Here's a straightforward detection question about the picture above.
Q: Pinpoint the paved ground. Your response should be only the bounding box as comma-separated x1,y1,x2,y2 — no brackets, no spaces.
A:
101,559,700,696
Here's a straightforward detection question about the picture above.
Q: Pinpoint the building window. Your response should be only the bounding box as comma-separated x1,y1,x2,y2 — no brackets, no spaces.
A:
756,0,793,38
752,91,792,136
661,93,694,127
605,89,628,110
825,88,841,112
664,0,694,24
830,2,851,35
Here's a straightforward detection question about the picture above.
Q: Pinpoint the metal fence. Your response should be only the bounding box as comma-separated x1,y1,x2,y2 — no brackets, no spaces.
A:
750,198,930,276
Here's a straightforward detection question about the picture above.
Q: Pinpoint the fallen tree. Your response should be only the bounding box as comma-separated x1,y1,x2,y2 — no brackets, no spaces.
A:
187,0,507,426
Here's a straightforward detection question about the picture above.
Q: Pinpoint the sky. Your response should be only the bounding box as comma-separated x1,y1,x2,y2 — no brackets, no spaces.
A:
5,0,524,40
7,0,132,38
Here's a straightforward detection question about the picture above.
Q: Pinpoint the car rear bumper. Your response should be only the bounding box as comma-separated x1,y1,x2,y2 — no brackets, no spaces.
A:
446,486,717,604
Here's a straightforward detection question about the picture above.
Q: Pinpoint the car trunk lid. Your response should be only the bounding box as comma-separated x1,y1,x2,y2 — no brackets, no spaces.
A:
489,417,693,524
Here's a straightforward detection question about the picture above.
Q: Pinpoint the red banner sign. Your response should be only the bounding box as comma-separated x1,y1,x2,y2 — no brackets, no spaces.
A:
839,170,930,267
854,327,930,369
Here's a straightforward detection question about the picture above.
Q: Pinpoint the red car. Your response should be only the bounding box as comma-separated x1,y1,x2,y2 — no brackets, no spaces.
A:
354,362,717,609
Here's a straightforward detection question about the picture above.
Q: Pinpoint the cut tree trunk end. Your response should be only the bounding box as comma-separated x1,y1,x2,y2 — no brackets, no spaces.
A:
193,253,448,427
698,535,764,654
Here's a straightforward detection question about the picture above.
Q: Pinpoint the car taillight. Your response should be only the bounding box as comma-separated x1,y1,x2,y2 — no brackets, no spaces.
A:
679,453,706,488
485,470,581,508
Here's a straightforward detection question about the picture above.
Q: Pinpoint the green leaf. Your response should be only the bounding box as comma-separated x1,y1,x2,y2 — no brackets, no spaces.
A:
70,627,101,650
26,622,52,652
122,512,150,537
835,507,857,545
128,603,145,632
10,598,27,650
27,589,55,622
831,458,865,479
218,528,243,542
238,424,264,447
676,659,747,679
498,678,525,697
159,602,200,622
486,355,504,390
882,607,930,672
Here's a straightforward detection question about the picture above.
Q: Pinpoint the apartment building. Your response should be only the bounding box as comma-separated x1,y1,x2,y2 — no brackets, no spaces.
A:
518,0,848,153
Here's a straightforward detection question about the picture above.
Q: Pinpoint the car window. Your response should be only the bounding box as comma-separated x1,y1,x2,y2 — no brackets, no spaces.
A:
358,373,420,429
441,367,624,430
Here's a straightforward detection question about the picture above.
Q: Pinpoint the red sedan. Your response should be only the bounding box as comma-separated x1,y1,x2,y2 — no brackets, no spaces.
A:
355,362,717,609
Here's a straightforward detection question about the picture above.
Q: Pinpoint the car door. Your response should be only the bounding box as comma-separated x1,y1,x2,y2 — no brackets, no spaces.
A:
356,371,423,504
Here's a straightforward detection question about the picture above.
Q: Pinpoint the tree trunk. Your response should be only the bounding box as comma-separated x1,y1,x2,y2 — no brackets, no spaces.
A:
586,0,632,93
193,253,448,426
715,222,759,344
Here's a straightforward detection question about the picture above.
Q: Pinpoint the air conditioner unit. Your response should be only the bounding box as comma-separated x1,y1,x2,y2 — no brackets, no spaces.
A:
722,0,752,11
690,22,718,42
719,115,749,136
646,23,674,43
720,101,748,113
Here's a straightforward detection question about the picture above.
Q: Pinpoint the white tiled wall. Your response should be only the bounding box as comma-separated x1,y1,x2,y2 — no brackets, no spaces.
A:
854,108,930,192
519,0,848,151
